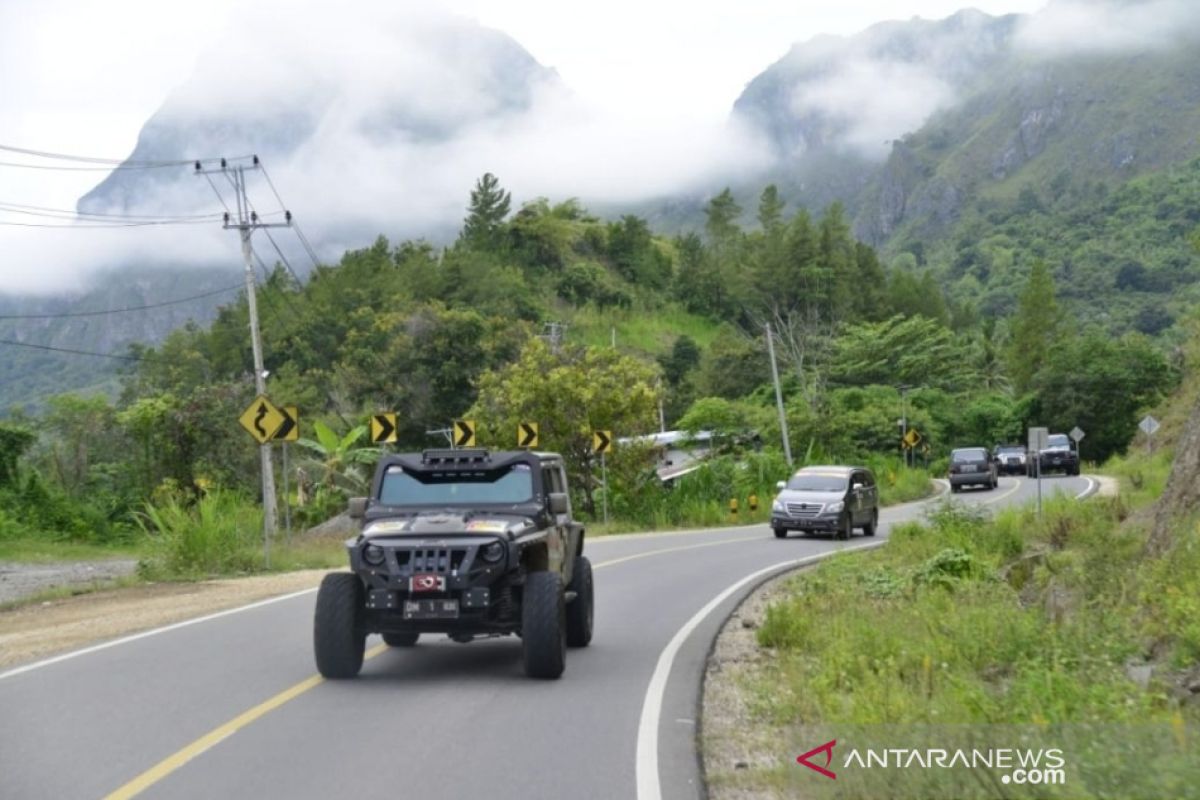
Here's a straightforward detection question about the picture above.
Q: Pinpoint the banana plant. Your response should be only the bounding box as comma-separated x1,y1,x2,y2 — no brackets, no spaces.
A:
296,421,382,493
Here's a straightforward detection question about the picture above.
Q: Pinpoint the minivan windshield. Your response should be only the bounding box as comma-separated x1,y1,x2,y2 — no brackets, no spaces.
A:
379,464,533,506
785,474,848,492
951,448,989,462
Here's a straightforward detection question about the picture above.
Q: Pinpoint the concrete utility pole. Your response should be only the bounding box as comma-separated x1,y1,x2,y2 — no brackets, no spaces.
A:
765,323,793,466
196,160,292,549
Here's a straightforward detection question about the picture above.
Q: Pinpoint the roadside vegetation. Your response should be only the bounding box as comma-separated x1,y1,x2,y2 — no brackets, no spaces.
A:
0,173,1186,584
709,406,1199,798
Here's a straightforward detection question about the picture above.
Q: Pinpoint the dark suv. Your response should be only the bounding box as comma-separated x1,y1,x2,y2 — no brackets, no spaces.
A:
770,465,879,540
1034,434,1080,476
949,447,998,492
314,448,593,680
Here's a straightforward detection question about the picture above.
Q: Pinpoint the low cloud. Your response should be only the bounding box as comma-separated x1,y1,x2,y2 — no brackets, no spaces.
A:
791,60,956,159
0,1,770,294
1017,0,1200,55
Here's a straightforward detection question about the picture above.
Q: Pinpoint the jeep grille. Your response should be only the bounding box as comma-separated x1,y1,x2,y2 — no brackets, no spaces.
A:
395,547,468,574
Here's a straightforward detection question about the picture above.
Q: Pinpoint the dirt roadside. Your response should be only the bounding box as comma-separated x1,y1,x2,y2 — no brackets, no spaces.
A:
0,569,328,670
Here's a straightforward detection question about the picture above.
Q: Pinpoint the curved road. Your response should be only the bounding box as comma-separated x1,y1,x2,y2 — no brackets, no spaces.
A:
0,475,1095,800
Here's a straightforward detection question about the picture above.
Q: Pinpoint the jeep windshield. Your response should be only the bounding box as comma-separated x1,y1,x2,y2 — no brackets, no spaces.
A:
1046,435,1071,448
379,463,533,506
785,474,847,492
996,446,1024,455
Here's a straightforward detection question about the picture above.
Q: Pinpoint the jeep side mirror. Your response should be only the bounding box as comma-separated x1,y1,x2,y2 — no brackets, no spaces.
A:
548,493,569,515
348,497,368,520
776,481,786,491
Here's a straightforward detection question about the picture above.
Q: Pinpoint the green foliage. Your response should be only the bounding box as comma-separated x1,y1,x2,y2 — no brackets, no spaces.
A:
471,338,661,517
136,490,264,578
295,421,380,493
1007,259,1060,393
0,423,35,489
830,315,979,391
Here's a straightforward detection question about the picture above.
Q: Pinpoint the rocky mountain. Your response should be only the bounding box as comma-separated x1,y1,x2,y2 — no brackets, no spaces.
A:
727,1,1200,334
2,12,558,413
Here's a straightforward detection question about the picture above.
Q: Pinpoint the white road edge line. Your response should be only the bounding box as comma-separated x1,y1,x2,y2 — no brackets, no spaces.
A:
0,587,318,682
1076,476,1097,500
635,541,886,800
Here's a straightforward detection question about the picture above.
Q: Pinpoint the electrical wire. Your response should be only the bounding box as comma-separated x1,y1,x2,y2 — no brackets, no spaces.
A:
0,283,244,320
0,202,225,223
260,164,321,268
0,143,255,167
0,218,218,228
0,338,170,364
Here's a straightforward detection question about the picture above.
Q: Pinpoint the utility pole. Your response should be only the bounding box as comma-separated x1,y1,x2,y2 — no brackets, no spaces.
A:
765,323,793,466
196,159,292,553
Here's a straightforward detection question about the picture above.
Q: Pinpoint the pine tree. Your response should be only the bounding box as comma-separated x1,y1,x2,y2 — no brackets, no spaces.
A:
1007,259,1060,393
460,173,512,251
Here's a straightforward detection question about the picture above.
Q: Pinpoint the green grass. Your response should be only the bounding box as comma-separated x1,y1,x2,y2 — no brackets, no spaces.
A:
0,538,146,563
718,485,1200,798
566,303,720,354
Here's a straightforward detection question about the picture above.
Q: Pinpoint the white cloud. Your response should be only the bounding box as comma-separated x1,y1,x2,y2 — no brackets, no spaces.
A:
1017,0,1200,54
792,60,957,158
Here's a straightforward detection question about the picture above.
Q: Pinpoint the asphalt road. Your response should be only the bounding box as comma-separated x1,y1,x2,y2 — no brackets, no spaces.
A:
0,474,1095,800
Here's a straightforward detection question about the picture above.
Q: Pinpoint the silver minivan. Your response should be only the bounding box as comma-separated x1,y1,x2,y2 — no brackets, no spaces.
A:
770,465,879,540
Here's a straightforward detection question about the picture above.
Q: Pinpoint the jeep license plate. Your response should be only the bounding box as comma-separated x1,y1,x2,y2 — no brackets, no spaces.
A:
403,599,459,620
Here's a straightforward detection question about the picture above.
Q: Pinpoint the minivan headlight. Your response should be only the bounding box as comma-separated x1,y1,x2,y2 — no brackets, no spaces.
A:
772,498,785,512
825,501,844,514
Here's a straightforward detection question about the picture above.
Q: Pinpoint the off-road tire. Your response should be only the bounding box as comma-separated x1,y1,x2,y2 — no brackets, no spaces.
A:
837,513,852,541
566,556,594,648
951,484,960,494
382,631,420,647
863,509,878,537
522,571,565,679
314,573,366,679
773,527,787,539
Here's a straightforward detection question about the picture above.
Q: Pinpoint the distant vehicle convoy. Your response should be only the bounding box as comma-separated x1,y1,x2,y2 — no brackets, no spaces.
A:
949,447,998,492
314,448,593,681
770,465,879,540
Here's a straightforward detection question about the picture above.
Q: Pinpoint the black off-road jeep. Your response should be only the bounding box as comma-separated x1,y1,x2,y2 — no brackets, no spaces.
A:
313,448,593,680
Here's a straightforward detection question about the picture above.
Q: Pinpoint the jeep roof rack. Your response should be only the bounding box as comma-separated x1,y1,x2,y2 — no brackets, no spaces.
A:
421,448,491,466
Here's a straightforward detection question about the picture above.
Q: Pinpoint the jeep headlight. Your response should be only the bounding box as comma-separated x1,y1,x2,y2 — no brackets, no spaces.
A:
363,543,386,566
481,541,505,563
825,501,844,514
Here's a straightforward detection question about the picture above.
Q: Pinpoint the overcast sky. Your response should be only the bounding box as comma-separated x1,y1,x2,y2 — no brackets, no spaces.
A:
0,0,1067,293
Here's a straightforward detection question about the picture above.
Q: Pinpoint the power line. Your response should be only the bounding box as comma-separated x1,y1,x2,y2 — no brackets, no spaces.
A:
0,283,244,320
0,217,218,228
0,143,255,167
260,164,321,268
0,160,188,172
0,202,225,223
0,338,169,363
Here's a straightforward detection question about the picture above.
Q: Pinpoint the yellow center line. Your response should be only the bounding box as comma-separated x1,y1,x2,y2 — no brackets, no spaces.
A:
103,643,388,800
103,532,761,798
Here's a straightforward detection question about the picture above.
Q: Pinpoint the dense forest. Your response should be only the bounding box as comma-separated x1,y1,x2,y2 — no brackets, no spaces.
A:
0,172,1186,559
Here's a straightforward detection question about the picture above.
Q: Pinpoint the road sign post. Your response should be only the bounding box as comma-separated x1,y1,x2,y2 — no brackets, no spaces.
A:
518,422,538,449
275,406,299,543
238,394,286,566
453,420,476,448
371,413,398,445
1028,426,1048,516
1139,415,1160,454
593,430,612,526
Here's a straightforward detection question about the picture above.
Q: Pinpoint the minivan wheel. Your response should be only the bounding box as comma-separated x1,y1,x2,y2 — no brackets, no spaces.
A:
773,527,787,539
863,509,878,537
837,514,852,540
